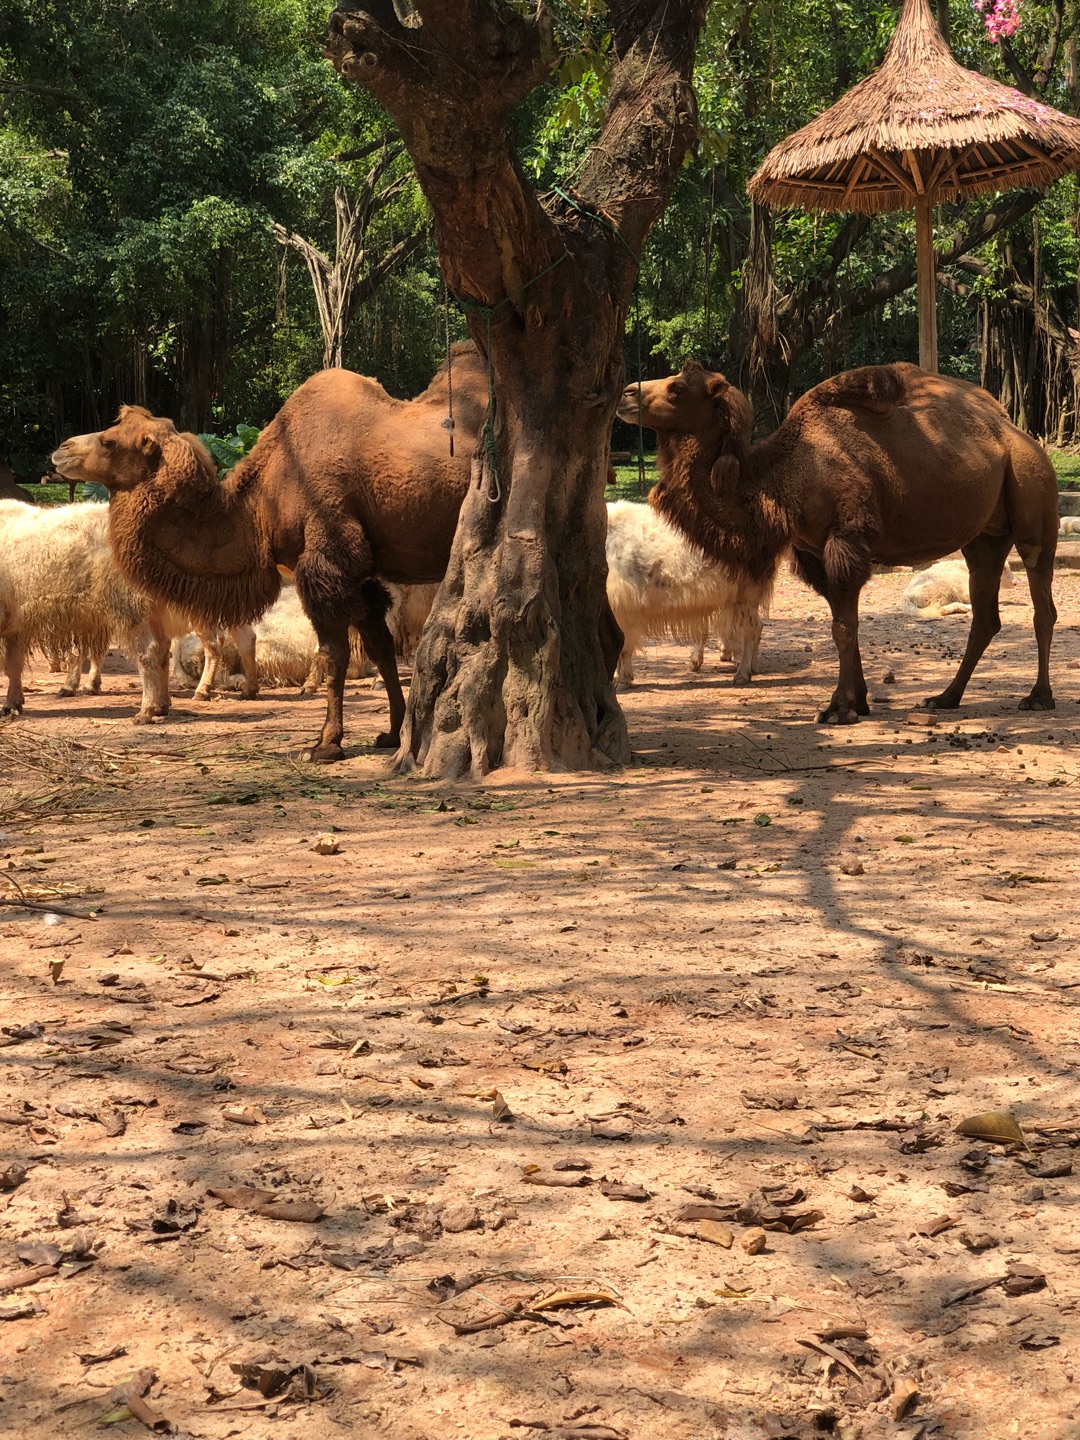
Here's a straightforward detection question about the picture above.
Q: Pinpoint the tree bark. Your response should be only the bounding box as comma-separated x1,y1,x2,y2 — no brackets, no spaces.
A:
326,0,706,778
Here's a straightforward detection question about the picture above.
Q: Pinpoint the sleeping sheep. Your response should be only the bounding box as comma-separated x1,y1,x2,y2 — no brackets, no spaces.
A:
901,557,1017,619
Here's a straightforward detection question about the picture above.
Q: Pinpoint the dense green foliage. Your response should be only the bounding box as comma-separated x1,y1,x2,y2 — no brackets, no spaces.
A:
4,0,1080,478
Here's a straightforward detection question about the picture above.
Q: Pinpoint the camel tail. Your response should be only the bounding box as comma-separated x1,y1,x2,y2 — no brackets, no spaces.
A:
823,532,872,588
809,365,907,416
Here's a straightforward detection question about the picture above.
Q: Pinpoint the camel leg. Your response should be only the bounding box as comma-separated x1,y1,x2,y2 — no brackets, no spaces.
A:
1016,545,1056,711
353,579,406,749
2,635,27,715
230,625,259,700
818,584,865,725
793,548,868,723
924,535,1013,710
86,654,102,693
616,648,635,689
303,624,351,761
132,616,172,723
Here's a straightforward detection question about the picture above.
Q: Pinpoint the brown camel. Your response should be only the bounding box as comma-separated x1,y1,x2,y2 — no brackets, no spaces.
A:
51,346,491,759
619,361,1057,723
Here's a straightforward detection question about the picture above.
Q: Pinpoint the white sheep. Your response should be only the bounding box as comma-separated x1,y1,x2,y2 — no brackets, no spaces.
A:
901,557,1017,619
175,582,439,692
0,499,256,720
605,500,774,687
1060,515,1080,536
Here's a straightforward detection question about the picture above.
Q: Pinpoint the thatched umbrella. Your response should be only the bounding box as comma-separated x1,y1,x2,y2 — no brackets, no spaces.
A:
748,0,1080,371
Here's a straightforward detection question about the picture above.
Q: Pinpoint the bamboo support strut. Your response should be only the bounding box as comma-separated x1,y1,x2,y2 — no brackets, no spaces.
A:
916,192,938,373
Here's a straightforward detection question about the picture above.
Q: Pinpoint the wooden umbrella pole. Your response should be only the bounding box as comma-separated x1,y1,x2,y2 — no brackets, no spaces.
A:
916,193,939,372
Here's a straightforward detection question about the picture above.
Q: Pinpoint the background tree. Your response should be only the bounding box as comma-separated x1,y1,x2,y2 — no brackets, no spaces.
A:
4,0,1080,477
326,0,708,779
271,139,425,368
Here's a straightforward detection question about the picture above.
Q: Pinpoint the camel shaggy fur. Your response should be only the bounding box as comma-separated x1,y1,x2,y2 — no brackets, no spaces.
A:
604,500,774,686
902,558,1017,620
51,346,490,760
620,361,1057,723
0,499,256,719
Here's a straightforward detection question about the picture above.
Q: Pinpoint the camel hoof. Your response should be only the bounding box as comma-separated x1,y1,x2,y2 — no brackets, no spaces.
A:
1019,692,1055,711
1,704,23,717
239,688,260,701
302,743,346,764
818,706,860,726
58,686,76,698
192,689,213,703
731,674,752,688
374,732,399,750
921,693,960,711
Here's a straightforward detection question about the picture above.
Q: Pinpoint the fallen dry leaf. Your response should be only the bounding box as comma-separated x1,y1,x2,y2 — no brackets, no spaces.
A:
599,1178,650,1202
522,1168,590,1188
955,1111,1027,1146
695,1220,734,1248
891,1376,919,1421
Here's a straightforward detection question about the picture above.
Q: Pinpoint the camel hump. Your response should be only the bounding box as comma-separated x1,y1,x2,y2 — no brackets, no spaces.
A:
802,364,910,417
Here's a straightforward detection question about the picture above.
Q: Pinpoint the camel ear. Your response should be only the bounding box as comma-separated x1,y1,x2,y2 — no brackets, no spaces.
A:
704,372,730,399
139,433,161,462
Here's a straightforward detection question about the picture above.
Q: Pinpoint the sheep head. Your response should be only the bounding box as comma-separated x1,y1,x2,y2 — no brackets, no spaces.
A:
618,362,753,449
52,406,217,495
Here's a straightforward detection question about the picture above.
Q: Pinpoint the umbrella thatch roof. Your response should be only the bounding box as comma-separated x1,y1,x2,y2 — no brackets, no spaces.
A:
749,0,1080,214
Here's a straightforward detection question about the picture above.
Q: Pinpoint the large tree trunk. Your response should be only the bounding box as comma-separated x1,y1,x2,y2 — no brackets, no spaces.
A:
326,0,706,778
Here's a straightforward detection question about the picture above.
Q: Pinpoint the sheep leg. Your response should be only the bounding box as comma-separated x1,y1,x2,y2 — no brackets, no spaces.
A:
598,598,624,684
300,652,326,696
191,627,220,701
2,635,26,715
731,608,764,686
58,652,83,697
924,535,1013,710
1017,544,1056,711
230,625,259,700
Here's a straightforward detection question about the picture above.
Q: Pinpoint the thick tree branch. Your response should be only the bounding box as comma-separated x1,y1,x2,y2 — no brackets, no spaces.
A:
833,192,1043,331
577,0,705,254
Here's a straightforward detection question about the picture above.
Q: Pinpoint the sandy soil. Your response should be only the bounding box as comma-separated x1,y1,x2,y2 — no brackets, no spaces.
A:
2,565,1080,1440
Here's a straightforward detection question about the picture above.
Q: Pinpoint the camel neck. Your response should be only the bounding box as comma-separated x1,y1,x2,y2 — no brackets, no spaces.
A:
108,451,279,629
652,426,792,580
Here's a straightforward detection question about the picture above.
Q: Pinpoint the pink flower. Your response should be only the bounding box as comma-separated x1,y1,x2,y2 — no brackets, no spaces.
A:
972,0,1022,41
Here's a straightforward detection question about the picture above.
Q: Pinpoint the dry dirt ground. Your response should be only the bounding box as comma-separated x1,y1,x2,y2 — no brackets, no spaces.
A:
3,565,1080,1440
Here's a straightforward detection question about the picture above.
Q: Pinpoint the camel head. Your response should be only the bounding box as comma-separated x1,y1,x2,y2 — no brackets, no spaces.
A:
618,362,753,449
52,406,217,494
